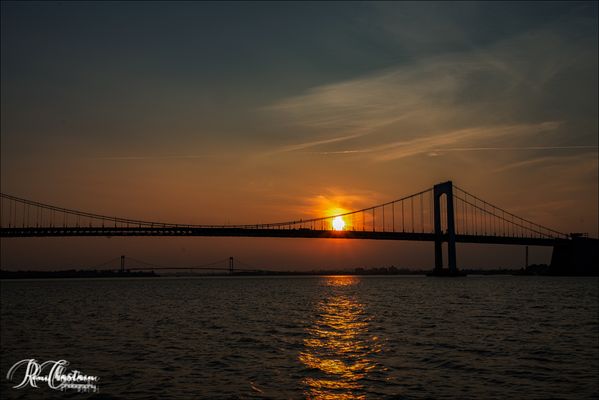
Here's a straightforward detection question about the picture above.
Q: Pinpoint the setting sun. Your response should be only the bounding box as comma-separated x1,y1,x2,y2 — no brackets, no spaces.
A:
332,216,346,231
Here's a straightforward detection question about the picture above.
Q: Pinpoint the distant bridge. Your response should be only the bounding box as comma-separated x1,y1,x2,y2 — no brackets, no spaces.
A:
1,181,596,275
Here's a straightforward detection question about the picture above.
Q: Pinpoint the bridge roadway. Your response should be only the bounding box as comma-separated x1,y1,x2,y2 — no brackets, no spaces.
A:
0,227,567,246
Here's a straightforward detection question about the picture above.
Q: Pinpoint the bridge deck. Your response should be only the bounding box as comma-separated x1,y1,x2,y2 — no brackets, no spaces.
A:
0,227,565,246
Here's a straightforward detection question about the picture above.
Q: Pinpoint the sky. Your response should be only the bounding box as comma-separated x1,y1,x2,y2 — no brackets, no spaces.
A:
1,1,597,270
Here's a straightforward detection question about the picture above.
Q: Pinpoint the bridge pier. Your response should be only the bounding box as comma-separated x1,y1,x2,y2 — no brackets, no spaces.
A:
550,236,598,275
431,181,461,276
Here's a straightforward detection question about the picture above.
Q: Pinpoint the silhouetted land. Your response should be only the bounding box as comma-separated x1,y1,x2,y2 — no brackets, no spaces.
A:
231,264,596,276
2,263,596,279
0,269,157,279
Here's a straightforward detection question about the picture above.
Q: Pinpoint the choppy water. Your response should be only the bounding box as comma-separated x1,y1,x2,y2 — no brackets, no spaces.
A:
1,276,598,399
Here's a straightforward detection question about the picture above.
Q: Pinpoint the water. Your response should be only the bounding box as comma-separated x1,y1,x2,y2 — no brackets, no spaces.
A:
1,276,598,399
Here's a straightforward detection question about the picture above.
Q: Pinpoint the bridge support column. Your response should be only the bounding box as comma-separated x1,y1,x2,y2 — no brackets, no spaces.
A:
550,237,599,275
229,256,234,275
432,181,458,275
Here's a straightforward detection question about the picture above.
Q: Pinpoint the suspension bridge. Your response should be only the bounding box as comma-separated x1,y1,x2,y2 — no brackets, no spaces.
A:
1,181,596,275
96,255,263,274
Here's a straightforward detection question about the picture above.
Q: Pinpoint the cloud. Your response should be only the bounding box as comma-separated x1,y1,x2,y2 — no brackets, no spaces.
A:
264,26,597,163
433,145,597,152
359,122,563,161
492,152,598,174
292,122,565,161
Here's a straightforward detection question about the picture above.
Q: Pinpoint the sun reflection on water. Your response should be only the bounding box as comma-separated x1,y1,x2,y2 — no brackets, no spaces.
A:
299,276,381,399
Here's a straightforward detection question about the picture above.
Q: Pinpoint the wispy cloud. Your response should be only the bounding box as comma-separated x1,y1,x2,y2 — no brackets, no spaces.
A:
298,122,565,161
432,145,597,152
365,122,563,161
264,26,597,163
492,152,598,173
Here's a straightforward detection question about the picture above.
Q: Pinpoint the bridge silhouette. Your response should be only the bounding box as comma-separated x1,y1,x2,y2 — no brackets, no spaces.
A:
1,181,595,275
102,255,260,274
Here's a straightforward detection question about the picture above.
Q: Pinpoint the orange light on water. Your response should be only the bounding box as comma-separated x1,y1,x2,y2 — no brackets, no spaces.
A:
299,276,380,399
325,275,359,286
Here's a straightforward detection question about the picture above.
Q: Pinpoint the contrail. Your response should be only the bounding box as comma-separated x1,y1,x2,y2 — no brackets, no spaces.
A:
88,155,216,160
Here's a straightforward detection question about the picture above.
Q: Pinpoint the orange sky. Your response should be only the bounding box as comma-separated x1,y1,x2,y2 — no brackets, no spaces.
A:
1,2,597,270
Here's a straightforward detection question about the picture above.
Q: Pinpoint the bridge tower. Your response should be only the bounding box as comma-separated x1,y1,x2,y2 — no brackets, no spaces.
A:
229,256,234,275
433,181,457,274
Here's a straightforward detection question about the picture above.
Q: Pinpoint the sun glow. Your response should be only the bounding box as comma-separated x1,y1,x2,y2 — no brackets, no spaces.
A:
332,216,346,231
